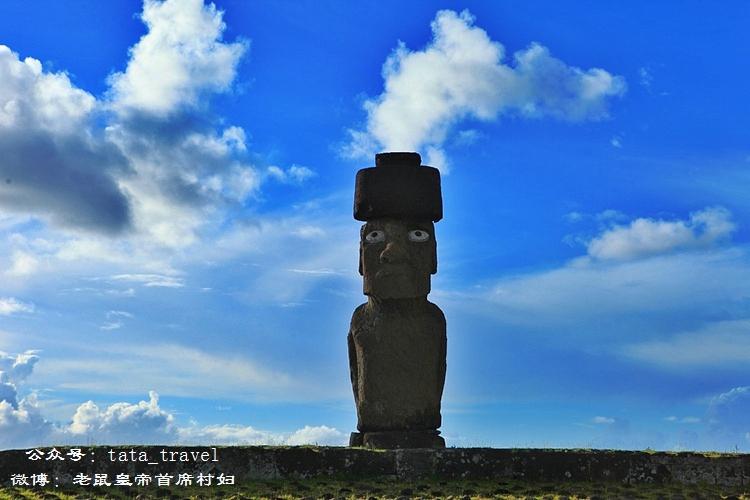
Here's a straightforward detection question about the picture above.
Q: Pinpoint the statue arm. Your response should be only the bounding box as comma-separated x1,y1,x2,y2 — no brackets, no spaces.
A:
348,328,359,408
348,304,366,409
434,303,447,401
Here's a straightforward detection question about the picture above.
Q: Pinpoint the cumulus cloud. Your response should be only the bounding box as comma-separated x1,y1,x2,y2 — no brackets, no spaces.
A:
68,391,177,444
344,9,625,171
285,425,347,446
0,351,40,415
0,297,34,316
0,395,57,449
0,350,346,449
0,0,266,251
1,353,175,448
0,351,57,449
587,207,736,261
178,423,346,446
179,423,283,445
0,45,131,234
108,0,246,116
0,350,39,385
102,0,256,248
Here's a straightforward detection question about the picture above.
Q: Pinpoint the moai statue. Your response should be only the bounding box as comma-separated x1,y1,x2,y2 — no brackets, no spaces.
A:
348,152,447,449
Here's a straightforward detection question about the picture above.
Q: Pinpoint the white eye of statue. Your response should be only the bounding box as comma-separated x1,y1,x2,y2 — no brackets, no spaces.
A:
365,230,385,243
408,229,430,242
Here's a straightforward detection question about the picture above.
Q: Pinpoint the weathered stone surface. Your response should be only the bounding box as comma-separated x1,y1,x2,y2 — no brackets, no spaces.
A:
348,297,446,432
357,430,445,449
375,151,421,167
2,447,749,487
354,157,442,222
359,219,436,298
349,152,447,450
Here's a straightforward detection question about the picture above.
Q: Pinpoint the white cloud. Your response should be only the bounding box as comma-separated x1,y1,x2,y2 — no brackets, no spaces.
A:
623,320,750,369
266,165,316,184
179,423,348,446
292,225,326,239
0,46,94,133
108,0,247,117
178,423,345,446
0,350,39,384
102,0,255,248
610,136,622,148
665,416,701,424
345,9,625,170
706,387,750,443
0,297,34,316
107,310,134,319
0,45,130,233
0,351,57,449
592,416,615,424
36,342,306,402
454,129,482,146
587,206,735,261
178,423,283,445
193,213,359,305
68,391,177,444
639,67,653,88
285,425,347,446
0,0,272,254
0,350,346,449
100,322,123,331
110,273,185,288
0,351,39,414
7,250,39,276
479,246,750,333
0,395,57,449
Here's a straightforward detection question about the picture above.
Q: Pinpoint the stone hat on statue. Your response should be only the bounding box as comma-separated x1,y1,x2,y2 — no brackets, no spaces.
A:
354,152,443,222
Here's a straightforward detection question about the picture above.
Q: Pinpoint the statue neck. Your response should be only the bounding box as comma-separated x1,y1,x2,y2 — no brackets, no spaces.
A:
367,295,428,312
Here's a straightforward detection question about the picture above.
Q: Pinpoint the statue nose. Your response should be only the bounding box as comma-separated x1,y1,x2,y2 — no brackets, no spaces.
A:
380,241,407,264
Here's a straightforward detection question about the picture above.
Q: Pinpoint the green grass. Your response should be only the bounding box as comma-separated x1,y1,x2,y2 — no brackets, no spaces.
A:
2,476,749,499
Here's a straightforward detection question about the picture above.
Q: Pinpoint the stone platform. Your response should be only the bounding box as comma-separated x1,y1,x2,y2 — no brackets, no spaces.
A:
1,446,748,488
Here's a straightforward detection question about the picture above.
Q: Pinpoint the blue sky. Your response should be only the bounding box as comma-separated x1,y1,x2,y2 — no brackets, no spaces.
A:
1,0,749,451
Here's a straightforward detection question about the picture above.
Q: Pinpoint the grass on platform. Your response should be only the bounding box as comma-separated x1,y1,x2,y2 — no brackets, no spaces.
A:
1,476,749,499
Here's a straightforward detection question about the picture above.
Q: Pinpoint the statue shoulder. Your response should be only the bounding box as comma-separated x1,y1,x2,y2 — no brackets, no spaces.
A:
425,300,446,321
350,302,369,328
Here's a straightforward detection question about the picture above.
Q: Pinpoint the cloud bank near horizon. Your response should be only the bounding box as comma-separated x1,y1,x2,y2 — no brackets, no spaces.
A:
0,350,347,449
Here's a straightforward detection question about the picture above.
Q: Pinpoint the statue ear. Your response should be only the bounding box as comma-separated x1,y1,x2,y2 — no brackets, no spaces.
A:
359,242,364,276
431,228,438,274
358,224,368,276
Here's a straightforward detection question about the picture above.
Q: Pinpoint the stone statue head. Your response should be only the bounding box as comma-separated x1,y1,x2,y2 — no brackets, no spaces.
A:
359,218,436,299
354,152,442,299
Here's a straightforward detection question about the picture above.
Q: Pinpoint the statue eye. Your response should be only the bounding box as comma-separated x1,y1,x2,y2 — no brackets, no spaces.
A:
408,229,430,242
365,230,385,243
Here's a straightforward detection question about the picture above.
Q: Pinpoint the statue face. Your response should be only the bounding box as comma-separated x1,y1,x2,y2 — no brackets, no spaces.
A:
360,218,436,298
